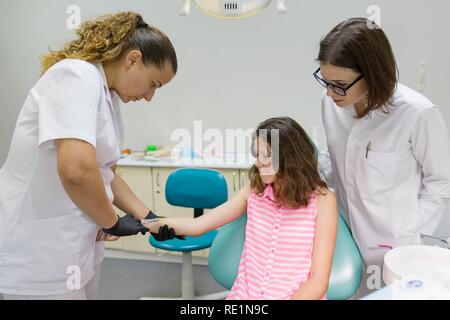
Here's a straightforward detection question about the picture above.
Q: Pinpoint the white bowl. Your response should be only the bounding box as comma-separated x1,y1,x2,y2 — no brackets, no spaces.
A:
383,245,450,285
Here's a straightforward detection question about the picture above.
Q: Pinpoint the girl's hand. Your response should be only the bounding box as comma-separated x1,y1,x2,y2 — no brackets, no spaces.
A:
144,219,186,241
96,229,120,242
143,220,162,234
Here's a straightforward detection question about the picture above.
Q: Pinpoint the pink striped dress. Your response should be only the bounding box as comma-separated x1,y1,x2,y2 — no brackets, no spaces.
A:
226,184,325,300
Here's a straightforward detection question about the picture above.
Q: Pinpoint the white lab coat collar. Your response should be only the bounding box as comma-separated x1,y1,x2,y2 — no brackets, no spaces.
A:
95,62,109,90
94,62,118,113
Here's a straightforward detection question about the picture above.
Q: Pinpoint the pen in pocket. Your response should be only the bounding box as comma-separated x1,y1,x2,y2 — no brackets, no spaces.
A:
365,141,372,159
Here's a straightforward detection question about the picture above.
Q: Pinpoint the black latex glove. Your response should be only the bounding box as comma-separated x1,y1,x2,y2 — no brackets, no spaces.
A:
102,214,149,237
145,211,186,241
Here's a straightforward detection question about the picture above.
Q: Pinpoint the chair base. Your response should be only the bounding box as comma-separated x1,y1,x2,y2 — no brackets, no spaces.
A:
139,251,229,300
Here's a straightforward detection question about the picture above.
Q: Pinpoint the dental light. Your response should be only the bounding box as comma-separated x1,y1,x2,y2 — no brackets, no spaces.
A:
179,0,287,19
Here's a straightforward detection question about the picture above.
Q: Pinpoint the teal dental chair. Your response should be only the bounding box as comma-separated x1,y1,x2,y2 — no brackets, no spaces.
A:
208,207,363,300
144,168,228,300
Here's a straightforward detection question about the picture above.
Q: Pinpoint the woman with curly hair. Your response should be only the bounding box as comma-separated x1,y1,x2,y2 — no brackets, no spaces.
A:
0,12,177,299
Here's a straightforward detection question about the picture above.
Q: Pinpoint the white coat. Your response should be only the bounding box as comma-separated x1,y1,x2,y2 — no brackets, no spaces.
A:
322,83,450,270
0,59,124,295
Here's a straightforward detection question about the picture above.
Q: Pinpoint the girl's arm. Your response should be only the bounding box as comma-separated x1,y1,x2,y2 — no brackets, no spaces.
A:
290,189,338,300
144,185,252,237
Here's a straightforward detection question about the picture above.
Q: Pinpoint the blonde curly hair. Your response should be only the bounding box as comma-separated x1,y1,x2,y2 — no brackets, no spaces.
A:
40,12,177,76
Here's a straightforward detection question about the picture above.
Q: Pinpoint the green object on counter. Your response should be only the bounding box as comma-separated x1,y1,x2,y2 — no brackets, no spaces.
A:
146,145,157,152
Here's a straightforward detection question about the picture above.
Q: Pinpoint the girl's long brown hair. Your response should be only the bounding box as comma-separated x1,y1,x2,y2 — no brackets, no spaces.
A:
40,12,177,76
249,117,327,208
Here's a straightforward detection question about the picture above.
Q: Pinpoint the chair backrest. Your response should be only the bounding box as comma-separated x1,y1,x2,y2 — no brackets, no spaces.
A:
327,209,363,299
165,168,228,209
208,214,247,289
208,208,363,300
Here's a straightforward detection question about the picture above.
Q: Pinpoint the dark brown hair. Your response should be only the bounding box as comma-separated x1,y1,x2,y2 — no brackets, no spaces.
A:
41,12,177,75
249,117,327,208
317,17,398,118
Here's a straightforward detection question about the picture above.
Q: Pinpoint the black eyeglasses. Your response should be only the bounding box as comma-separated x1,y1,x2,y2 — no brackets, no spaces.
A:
313,67,363,96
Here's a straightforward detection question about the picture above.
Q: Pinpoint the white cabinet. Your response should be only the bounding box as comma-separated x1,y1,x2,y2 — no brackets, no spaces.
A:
239,170,251,190
220,169,241,198
152,167,193,218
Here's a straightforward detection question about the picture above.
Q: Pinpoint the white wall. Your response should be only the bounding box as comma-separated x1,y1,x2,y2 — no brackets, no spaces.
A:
1,0,449,161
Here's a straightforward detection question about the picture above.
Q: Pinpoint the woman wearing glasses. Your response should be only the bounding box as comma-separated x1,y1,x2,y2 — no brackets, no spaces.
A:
314,17,450,296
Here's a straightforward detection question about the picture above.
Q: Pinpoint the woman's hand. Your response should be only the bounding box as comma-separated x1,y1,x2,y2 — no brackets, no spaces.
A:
96,229,120,242
143,220,162,234
102,214,149,236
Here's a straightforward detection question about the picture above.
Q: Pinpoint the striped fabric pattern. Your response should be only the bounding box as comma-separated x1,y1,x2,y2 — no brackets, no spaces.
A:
227,184,324,300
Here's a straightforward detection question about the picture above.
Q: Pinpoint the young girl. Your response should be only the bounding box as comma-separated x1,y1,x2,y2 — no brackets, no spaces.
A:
146,117,338,300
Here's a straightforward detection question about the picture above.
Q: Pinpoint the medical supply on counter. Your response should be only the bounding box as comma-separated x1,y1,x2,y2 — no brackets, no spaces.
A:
146,144,157,152
383,245,450,285
362,275,450,299
373,245,450,299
